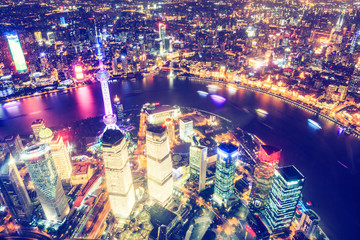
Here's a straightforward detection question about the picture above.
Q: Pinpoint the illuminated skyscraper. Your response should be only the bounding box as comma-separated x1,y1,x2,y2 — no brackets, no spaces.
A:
0,135,24,160
350,59,360,93
159,23,166,46
164,118,175,148
121,54,128,74
0,154,32,222
22,144,69,221
213,143,238,205
102,129,135,219
6,33,27,73
47,32,55,45
263,165,305,231
251,145,281,207
179,118,193,142
146,126,173,204
74,65,84,81
350,30,360,54
31,119,45,141
38,128,72,183
330,13,344,44
189,145,207,192
113,95,124,122
159,23,166,55
40,53,50,73
34,31,43,45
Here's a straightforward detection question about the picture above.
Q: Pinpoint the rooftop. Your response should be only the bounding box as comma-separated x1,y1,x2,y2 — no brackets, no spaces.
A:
146,203,177,238
101,129,124,146
22,144,50,161
32,119,44,125
277,165,305,182
218,143,238,154
180,117,192,123
261,145,281,156
39,128,53,140
145,105,177,115
147,125,166,135
73,163,90,175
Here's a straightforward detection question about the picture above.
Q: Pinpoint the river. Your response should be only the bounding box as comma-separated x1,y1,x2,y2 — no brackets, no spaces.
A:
0,73,359,239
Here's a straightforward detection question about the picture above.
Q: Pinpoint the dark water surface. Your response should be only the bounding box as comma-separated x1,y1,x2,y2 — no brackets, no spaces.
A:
0,74,359,239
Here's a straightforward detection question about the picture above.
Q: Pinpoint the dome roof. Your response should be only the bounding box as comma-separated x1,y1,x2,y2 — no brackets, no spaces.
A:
96,69,110,82
38,128,54,141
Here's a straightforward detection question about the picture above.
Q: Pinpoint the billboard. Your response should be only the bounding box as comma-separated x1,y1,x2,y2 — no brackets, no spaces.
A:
6,34,27,73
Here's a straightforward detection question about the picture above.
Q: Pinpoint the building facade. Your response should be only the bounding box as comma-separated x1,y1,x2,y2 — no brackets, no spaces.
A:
38,128,73,183
146,126,173,204
251,145,281,207
349,60,360,93
0,135,24,160
189,145,207,192
263,165,305,231
0,154,32,222
102,129,135,219
31,119,45,141
164,118,175,148
22,144,69,221
299,209,320,238
213,143,238,205
179,118,193,142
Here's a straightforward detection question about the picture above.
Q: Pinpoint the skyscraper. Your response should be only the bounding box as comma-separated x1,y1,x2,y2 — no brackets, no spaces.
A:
0,154,32,222
179,118,193,142
22,144,69,221
189,146,207,192
213,143,238,205
38,128,72,183
47,32,55,45
349,59,360,93
113,95,124,122
102,129,135,219
164,118,175,148
6,33,27,73
0,135,24,160
159,23,166,47
251,145,281,207
31,119,45,141
146,126,173,204
121,55,128,74
263,165,305,231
